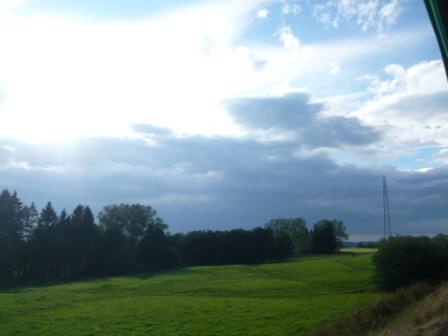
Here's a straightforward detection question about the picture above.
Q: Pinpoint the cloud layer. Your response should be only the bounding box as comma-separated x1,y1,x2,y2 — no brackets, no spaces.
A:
1,132,448,239
226,92,381,147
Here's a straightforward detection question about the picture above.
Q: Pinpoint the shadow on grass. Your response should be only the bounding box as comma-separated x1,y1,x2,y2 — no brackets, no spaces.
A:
0,267,198,294
0,254,357,293
0,259,291,293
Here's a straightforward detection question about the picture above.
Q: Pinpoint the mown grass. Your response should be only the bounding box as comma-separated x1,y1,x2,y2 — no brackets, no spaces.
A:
0,254,382,336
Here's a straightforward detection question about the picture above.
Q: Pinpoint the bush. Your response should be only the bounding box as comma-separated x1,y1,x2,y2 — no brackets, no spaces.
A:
312,282,434,336
373,236,448,290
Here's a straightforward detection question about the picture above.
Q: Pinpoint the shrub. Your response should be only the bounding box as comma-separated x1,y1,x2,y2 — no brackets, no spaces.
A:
312,282,434,336
373,236,448,290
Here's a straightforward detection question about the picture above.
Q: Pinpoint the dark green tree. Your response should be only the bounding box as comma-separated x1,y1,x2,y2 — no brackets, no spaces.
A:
139,225,180,271
265,218,310,255
38,202,58,228
28,202,59,278
310,219,348,254
98,203,167,274
69,205,101,276
334,219,348,249
273,230,294,260
311,220,337,254
21,202,38,241
52,209,71,277
98,204,166,240
0,190,26,284
0,231,14,286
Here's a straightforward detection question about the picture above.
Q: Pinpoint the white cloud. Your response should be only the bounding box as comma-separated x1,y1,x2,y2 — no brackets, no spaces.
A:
0,0,431,145
434,148,448,165
0,0,26,7
380,0,401,25
282,1,301,15
0,1,279,143
342,60,448,154
0,0,436,166
416,167,434,173
256,8,269,18
312,0,403,34
0,0,27,10
0,158,78,174
363,61,447,106
329,61,341,75
243,25,430,101
276,25,300,50
0,0,31,19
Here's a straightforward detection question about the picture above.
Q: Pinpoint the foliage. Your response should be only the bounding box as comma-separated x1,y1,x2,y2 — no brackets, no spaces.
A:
98,203,167,240
139,226,180,271
265,218,311,255
313,282,434,336
171,227,292,266
0,254,380,336
310,219,348,254
373,235,448,290
98,203,170,274
265,218,348,256
376,282,448,336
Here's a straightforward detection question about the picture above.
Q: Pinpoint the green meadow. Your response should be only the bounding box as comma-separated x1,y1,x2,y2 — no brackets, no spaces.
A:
0,253,382,336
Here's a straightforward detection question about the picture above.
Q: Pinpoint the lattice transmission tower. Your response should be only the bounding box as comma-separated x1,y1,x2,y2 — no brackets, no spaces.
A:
382,176,392,239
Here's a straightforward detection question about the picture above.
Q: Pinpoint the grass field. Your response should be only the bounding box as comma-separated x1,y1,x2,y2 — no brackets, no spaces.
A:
0,254,382,336
340,247,378,254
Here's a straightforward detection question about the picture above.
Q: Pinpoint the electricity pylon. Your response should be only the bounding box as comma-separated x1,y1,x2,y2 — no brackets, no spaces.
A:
382,176,392,239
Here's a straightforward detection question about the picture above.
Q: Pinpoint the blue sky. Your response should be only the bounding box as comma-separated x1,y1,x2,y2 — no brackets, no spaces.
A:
0,0,448,240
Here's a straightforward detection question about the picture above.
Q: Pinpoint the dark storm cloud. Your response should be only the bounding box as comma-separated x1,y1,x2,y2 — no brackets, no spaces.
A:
1,133,447,239
225,92,381,147
302,117,381,146
226,92,319,129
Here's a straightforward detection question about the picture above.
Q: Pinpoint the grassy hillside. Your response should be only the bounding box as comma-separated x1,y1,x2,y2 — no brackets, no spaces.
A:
374,283,448,336
0,254,381,336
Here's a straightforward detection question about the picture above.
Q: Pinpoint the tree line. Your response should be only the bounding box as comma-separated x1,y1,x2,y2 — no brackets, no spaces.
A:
0,189,348,287
265,217,348,255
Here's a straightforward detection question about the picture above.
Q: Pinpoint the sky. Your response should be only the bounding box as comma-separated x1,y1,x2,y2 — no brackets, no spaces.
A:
0,0,448,240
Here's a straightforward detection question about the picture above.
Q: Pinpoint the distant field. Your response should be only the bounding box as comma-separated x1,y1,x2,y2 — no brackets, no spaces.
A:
0,254,382,336
340,247,378,254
